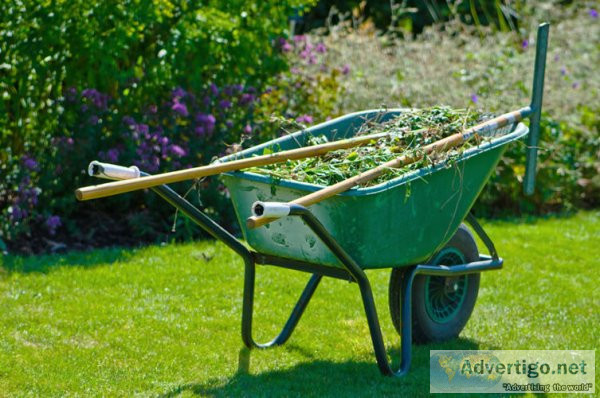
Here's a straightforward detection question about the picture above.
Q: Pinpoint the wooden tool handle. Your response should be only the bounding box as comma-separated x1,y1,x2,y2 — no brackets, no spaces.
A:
75,131,389,201
246,134,463,228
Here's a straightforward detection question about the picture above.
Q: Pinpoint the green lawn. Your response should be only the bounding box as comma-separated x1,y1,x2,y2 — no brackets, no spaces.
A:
1,212,598,397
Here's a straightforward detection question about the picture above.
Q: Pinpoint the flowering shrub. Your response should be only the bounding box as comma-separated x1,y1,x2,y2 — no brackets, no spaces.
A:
321,4,600,215
0,7,348,252
1,0,323,251
253,35,347,143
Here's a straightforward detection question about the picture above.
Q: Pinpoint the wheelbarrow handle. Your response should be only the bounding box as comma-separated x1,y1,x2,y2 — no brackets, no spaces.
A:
524,22,550,195
87,161,140,180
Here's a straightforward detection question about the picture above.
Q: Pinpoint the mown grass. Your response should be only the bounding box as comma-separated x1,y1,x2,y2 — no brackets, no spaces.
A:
0,212,598,397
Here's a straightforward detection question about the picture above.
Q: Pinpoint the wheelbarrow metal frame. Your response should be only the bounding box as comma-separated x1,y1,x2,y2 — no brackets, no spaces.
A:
146,177,501,377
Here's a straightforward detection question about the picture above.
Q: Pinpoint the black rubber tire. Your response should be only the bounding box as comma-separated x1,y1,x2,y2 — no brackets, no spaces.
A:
388,224,480,343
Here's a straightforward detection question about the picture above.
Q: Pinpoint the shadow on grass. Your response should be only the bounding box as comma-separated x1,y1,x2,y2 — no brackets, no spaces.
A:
0,247,133,275
159,337,538,397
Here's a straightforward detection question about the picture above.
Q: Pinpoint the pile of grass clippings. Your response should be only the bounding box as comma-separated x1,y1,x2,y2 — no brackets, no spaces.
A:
248,106,494,187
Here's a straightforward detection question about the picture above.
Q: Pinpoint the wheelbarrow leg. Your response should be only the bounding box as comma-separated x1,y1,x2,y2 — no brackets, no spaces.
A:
282,205,503,377
353,265,411,376
141,181,321,350
241,257,322,349
285,205,408,376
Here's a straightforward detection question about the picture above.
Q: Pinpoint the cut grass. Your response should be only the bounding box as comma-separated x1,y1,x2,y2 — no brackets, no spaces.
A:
248,106,489,187
0,211,598,397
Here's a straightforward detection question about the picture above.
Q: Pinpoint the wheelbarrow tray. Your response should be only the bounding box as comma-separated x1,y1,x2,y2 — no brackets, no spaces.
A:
220,109,528,270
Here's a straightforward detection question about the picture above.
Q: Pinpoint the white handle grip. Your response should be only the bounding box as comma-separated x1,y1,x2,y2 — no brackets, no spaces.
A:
251,201,291,219
88,161,140,180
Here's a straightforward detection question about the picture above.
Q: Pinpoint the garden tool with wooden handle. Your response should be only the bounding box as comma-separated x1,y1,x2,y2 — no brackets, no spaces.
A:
76,129,403,201
247,107,533,229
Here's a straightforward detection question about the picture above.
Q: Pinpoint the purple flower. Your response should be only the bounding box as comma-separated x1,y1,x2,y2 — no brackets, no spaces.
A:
170,145,186,157
81,88,99,98
22,155,38,171
81,88,109,109
106,148,119,163
341,64,350,75
244,124,252,134
293,35,306,43
290,67,300,75
67,138,74,145
296,114,313,124
172,87,186,99
470,93,479,103
240,93,255,105
210,83,219,96
46,215,62,235
315,43,326,53
136,123,149,135
553,54,560,62
282,42,293,52
521,39,529,49
196,113,216,125
148,104,158,114
560,67,567,76
195,126,205,136
65,87,77,102
123,116,135,126
590,8,598,18
219,99,232,110
225,120,234,129
572,82,580,89
195,113,216,135
10,205,24,221
224,86,235,96
172,101,189,117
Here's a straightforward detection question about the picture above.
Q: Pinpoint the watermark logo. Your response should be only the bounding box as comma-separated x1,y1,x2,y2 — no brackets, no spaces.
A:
430,350,595,394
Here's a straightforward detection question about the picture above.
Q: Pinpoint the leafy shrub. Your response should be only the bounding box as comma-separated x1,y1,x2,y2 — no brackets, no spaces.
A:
478,110,600,216
320,4,600,215
0,0,347,251
0,0,348,253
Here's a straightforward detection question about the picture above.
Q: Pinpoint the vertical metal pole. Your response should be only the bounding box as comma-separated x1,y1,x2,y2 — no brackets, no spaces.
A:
524,22,549,195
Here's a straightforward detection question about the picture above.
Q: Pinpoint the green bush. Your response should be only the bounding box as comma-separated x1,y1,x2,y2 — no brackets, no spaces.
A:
321,4,600,215
0,1,283,156
478,110,600,216
1,1,353,251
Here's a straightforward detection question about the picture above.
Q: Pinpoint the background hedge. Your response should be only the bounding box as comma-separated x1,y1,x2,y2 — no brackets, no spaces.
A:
1,0,597,254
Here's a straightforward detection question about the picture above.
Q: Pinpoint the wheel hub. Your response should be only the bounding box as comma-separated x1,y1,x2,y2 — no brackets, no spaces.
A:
424,248,469,323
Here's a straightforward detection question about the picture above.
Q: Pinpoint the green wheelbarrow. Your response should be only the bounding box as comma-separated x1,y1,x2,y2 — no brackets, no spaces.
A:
85,24,549,377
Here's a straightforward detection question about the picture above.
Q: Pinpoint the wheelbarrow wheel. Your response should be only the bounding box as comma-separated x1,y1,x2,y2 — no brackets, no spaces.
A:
388,224,480,343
